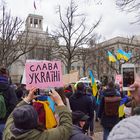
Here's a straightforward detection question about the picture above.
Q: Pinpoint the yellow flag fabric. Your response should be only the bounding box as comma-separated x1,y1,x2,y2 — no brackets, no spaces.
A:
89,70,97,96
127,90,131,96
92,81,98,97
119,104,125,118
117,49,129,61
117,53,122,60
36,101,57,129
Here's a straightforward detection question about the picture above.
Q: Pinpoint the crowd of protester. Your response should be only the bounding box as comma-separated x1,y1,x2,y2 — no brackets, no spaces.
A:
0,67,140,140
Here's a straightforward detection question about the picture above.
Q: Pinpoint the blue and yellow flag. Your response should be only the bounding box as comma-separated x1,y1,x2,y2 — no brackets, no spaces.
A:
89,70,97,97
119,95,128,118
128,51,132,59
117,49,131,61
107,51,117,62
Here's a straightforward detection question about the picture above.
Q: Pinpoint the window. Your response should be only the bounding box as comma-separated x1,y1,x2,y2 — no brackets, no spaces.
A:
30,18,32,24
34,19,38,24
71,66,75,70
34,19,38,28
77,55,80,59
36,48,44,60
39,20,42,28
77,66,80,71
30,18,33,27
28,50,35,59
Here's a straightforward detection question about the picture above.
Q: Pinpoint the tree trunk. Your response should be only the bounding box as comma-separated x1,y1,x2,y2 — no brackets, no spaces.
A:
66,60,71,74
82,61,86,77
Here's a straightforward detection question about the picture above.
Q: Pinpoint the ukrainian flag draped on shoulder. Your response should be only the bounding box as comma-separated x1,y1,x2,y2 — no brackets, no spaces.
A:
89,70,97,97
107,51,117,62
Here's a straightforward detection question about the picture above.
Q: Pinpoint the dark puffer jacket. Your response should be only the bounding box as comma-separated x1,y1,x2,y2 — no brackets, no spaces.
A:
98,88,120,129
69,125,92,140
69,90,94,119
0,76,18,124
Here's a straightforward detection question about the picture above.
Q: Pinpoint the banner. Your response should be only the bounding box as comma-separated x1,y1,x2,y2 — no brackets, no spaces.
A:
25,60,63,89
62,71,79,85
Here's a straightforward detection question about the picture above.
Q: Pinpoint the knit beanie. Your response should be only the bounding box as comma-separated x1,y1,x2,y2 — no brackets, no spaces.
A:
72,111,89,124
13,105,38,130
108,115,140,140
0,67,8,76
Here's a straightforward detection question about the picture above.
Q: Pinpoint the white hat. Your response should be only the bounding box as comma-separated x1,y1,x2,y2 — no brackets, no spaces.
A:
108,115,140,140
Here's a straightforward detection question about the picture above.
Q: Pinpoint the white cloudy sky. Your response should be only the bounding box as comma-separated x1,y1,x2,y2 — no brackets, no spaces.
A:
4,0,140,41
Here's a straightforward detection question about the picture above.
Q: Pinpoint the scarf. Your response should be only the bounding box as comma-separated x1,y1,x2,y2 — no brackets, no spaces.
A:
0,76,9,84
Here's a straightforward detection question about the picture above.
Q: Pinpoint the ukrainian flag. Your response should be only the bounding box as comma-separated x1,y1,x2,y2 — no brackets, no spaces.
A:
117,49,130,61
89,70,97,97
128,51,132,59
119,96,128,118
107,51,117,62
127,90,131,96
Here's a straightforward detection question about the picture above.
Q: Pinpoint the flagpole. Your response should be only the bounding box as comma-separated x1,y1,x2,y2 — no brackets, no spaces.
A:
33,0,37,14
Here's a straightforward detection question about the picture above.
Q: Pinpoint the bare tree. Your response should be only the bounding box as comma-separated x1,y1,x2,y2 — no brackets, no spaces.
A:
79,37,99,77
78,47,92,77
54,0,101,73
116,0,140,23
0,7,39,68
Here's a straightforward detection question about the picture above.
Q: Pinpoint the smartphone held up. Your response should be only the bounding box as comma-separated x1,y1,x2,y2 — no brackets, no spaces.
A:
121,63,136,91
35,88,53,97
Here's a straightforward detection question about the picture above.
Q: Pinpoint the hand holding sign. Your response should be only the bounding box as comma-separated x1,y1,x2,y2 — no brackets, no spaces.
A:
24,87,37,103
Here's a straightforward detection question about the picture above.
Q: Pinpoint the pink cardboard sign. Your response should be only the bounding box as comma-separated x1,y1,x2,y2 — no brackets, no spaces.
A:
25,61,63,89
115,74,122,84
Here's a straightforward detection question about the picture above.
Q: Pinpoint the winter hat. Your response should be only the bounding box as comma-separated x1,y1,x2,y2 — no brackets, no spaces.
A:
72,111,89,124
0,67,8,76
13,105,38,130
108,115,140,140
77,82,85,91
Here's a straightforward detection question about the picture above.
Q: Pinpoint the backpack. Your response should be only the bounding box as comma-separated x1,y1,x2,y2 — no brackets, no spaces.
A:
0,92,7,119
104,96,121,116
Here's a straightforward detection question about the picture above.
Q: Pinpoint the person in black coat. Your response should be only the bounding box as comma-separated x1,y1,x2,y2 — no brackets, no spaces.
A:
98,81,120,140
0,67,18,140
85,87,96,136
64,84,73,99
69,111,92,140
69,82,94,133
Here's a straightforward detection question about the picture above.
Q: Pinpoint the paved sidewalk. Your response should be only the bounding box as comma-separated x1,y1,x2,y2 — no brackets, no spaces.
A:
92,120,103,140
93,132,103,140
